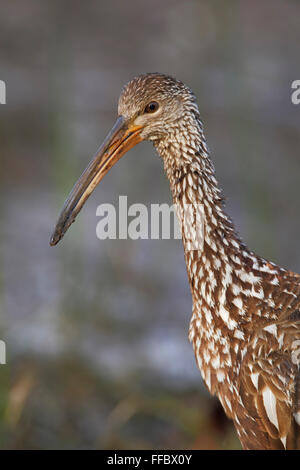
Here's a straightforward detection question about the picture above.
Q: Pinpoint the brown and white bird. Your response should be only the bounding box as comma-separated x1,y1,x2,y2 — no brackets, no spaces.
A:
50,73,300,450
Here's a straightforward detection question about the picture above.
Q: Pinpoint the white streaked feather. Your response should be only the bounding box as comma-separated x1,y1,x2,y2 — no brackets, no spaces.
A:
250,372,259,390
262,387,279,432
280,435,287,448
294,411,300,426
263,324,277,336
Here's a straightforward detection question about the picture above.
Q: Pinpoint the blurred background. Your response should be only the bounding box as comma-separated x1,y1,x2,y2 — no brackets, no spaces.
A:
0,0,299,450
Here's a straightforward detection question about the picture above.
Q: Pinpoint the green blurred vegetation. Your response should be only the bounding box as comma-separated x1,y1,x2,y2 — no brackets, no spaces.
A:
0,355,239,449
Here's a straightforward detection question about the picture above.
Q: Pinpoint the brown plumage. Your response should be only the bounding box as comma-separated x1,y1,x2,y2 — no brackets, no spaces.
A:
50,73,300,449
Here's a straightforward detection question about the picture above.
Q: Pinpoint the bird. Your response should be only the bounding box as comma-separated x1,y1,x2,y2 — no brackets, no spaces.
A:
50,73,300,450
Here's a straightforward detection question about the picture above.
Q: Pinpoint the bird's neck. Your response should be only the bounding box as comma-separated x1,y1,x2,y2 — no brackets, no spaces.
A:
154,119,294,398
154,118,253,295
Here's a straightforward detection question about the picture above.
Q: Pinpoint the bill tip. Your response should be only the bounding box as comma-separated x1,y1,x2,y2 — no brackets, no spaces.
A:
49,233,59,246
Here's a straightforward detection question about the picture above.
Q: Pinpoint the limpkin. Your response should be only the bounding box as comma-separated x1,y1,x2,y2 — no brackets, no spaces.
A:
50,73,300,450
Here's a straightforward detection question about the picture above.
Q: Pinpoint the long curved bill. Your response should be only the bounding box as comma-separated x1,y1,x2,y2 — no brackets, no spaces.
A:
50,116,143,246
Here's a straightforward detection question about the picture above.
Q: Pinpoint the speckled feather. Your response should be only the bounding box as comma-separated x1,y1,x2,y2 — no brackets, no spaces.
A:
120,73,300,449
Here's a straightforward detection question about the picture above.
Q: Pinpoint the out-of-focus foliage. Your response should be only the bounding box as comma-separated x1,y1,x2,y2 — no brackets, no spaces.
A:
0,0,299,449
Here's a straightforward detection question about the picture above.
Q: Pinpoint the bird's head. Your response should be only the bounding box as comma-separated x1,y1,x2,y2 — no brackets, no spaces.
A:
118,73,197,141
50,73,199,246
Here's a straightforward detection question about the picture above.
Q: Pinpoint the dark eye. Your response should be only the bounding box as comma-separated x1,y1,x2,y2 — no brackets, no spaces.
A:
144,101,159,114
